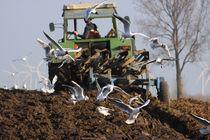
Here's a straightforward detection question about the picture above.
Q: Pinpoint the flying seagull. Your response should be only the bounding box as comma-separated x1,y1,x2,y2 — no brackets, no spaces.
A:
97,106,114,116
37,38,56,61
40,75,57,93
189,112,210,134
95,77,130,101
113,13,150,39
43,31,81,60
141,57,176,68
62,81,89,101
149,38,171,57
12,52,32,62
84,1,107,21
108,97,150,124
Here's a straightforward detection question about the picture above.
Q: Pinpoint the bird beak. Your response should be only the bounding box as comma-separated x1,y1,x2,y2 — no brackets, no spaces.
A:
95,12,99,15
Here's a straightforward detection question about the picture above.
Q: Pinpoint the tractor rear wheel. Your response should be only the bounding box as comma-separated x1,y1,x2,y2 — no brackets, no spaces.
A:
158,80,170,105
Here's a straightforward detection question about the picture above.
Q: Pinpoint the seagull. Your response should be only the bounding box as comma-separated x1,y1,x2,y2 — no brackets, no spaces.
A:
142,57,176,68
37,38,56,61
150,38,171,57
43,31,81,60
62,81,89,101
62,84,78,104
3,86,8,90
12,52,32,62
95,77,130,101
97,106,114,116
11,84,18,90
113,13,150,39
189,112,210,134
84,1,107,21
22,83,27,89
108,97,150,124
40,75,57,93
2,70,16,77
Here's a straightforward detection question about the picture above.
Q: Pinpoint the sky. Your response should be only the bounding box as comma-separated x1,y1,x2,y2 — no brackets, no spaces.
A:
0,0,209,99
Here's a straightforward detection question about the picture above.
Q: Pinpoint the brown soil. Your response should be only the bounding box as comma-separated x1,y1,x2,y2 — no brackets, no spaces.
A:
0,88,209,140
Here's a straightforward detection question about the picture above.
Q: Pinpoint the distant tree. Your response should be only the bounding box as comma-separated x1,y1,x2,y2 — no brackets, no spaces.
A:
134,0,210,98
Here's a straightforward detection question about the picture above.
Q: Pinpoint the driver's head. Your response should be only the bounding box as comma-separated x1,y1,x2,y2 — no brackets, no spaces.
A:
84,18,92,23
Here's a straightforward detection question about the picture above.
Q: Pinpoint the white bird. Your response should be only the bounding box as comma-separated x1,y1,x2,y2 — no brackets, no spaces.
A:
22,83,27,89
96,78,130,101
11,84,18,90
40,75,57,93
150,38,171,57
43,31,81,60
97,106,113,116
2,70,16,77
3,86,8,90
143,57,176,68
84,1,107,21
62,84,78,104
12,52,32,62
113,13,150,39
62,81,89,101
108,97,150,124
37,38,56,61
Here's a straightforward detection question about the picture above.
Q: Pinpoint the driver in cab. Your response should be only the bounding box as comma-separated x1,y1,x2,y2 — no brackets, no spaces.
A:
73,18,100,39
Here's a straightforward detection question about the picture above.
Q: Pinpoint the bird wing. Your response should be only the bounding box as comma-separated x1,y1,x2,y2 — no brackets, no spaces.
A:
137,99,150,110
189,112,210,127
108,97,133,114
102,86,113,98
43,31,64,51
128,96,139,105
95,77,101,91
133,33,150,39
84,8,91,21
113,13,130,34
96,86,105,99
62,84,76,95
93,1,107,9
149,37,158,43
71,81,84,98
199,128,210,135
66,48,82,53
113,85,130,96
52,75,58,85
37,38,50,50
162,44,171,57
162,58,176,61
143,59,157,65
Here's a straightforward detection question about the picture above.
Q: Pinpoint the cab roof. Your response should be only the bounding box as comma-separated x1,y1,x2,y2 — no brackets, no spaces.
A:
63,2,116,19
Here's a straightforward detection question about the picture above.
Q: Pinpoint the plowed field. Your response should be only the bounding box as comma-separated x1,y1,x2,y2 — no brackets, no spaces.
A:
0,89,209,139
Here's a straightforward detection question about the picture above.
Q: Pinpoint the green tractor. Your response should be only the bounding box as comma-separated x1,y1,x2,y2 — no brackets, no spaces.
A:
48,2,170,104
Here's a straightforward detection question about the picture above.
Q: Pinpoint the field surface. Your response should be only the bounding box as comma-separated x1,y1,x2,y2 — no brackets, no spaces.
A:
0,88,209,139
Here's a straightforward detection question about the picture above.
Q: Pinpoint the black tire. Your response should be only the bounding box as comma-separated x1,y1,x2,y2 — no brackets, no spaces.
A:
158,80,170,105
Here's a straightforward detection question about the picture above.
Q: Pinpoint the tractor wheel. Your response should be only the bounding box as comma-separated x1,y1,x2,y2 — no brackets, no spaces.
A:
158,80,170,105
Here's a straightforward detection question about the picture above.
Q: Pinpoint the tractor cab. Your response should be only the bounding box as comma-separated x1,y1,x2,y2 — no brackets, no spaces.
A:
49,2,135,59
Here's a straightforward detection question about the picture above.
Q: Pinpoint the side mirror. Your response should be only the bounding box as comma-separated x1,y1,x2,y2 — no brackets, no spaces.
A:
49,22,55,32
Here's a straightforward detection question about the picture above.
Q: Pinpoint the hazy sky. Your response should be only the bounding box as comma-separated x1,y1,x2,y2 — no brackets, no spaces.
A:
0,0,209,98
